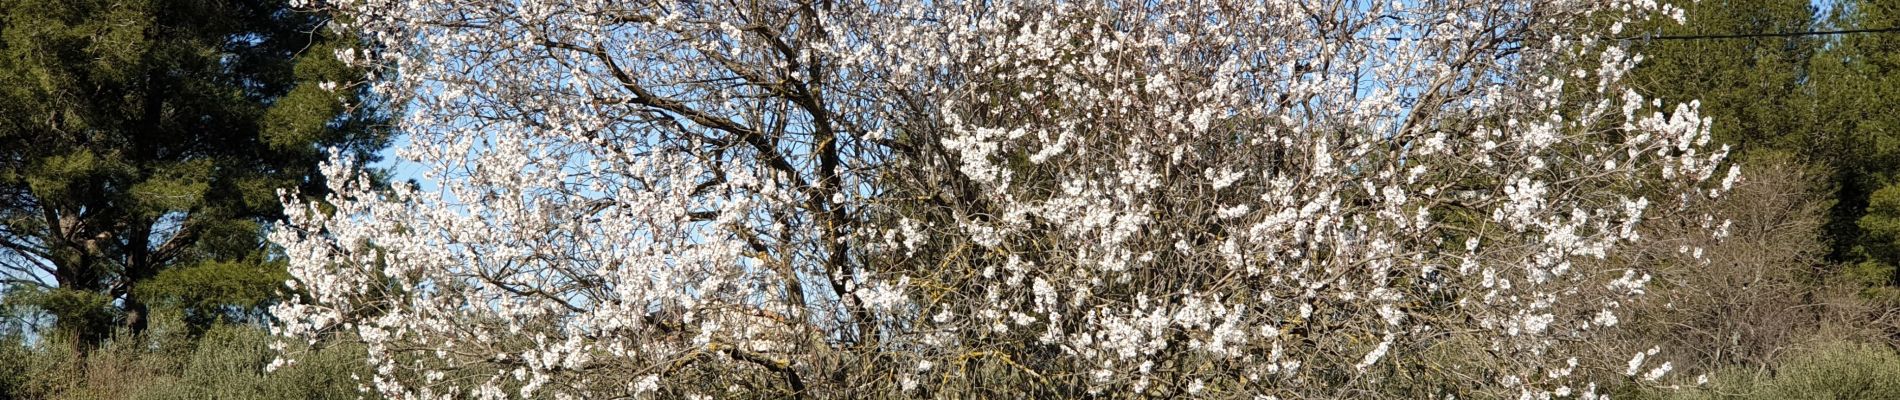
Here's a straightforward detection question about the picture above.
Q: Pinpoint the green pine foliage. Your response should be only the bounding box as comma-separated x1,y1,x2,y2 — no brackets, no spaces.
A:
1614,1,1900,396
1824,2,1900,282
1631,0,1900,285
1627,0,1820,154
0,0,389,347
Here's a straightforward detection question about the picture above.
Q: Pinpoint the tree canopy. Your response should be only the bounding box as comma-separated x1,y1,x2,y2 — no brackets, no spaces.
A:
0,0,387,346
268,0,1739,398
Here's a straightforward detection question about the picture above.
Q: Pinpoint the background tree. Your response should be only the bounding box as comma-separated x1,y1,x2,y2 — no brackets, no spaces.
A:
0,0,388,348
1628,0,1900,289
1818,1,1900,285
1587,1,1900,395
1625,0,1820,154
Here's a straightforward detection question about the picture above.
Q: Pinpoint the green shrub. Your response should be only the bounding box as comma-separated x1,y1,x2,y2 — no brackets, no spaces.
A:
0,318,366,400
1641,341,1900,400
131,324,367,400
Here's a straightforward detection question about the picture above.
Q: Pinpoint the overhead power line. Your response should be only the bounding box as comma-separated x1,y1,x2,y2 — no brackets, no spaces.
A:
1371,26,1900,43
1621,26,1900,41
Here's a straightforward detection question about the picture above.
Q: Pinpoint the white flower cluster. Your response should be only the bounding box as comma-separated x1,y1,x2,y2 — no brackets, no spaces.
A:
272,0,1721,398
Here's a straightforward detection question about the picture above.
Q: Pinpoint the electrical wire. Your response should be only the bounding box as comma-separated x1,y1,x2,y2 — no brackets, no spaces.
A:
1371,26,1900,43
1620,26,1900,41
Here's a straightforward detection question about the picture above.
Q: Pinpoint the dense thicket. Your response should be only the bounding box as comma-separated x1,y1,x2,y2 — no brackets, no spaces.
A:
265,0,1739,398
2,0,1900,399
255,0,1900,398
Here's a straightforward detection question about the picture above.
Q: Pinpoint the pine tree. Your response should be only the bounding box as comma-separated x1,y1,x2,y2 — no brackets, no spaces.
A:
0,0,387,348
1629,0,1900,283
1822,0,1900,284
1627,0,1821,155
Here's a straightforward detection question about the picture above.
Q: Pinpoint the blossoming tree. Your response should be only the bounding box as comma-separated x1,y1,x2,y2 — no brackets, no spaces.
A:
271,0,1735,398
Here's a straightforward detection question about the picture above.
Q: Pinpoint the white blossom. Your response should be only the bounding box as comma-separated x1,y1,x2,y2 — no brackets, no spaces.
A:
270,0,1732,397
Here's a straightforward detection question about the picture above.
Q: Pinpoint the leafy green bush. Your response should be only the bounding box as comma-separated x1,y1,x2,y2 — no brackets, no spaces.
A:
132,324,367,400
0,319,366,400
1640,341,1900,400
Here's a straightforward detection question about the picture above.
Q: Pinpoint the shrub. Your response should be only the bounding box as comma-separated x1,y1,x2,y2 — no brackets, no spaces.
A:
0,317,365,400
1639,340,1900,400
